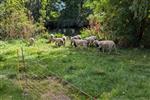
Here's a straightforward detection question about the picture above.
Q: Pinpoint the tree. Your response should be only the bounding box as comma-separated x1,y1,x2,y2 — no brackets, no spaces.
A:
57,0,89,28
130,0,150,46
25,0,42,21
85,0,150,47
0,0,35,39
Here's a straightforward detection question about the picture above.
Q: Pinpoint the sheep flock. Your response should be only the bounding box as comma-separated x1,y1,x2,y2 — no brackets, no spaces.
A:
29,34,117,54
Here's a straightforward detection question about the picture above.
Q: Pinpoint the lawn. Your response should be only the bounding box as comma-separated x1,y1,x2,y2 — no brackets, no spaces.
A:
0,38,150,100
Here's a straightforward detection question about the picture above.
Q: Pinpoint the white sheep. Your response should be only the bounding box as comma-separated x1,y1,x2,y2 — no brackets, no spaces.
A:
53,38,65,47
94,40,117,53
62,36,67,45
52,36,67,46
47,34,55,43
28,37,35,46
73,39,88,48
47,34,66,47
85,36,97,46
93,40,100,47
70,35,81,46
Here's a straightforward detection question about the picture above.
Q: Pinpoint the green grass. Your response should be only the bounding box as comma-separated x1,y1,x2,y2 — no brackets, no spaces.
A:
0,38,150,100
0,78,33,100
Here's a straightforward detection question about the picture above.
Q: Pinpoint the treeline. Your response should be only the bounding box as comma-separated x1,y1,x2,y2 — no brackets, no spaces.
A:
0,0,150,47
84,0,150,47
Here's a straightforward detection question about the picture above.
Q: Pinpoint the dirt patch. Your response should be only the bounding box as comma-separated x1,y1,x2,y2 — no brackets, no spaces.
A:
41,92,70,100
15,76,72,100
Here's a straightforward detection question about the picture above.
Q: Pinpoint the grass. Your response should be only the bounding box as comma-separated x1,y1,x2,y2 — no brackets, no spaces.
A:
0,38,150,100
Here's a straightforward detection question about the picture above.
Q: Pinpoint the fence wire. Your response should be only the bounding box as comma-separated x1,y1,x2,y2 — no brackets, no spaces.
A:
16,47,96,100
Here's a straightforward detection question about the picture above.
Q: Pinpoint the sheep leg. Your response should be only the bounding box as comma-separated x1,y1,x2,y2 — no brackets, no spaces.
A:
74,42,77,47
88,41,90,47
55,42,57,46
63,41,65,46
102,48,104,53
70,40,73,46
108,48,111,54
114,45,117,54
83,44,87,49
97,47,100,52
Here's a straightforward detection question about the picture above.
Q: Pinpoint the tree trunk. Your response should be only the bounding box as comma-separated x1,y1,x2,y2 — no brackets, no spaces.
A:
135,19,146,47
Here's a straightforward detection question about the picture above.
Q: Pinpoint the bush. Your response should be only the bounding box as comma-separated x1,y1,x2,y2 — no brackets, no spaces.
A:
55,33,64,38
0,54,6,62
80,28,113,40
41,32,50,39
80,28,92,38
34,18,46,36
117,35,134,48
0,0,36,39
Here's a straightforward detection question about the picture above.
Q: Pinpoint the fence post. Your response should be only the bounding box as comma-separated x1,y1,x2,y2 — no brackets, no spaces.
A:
17,49,23,91
17,47,28,99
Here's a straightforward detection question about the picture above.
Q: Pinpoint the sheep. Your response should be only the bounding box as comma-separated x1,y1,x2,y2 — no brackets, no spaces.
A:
52,36,67,47
73,39,88,48
62,36,67,45
94,40,117,53
70,35,81,46
62,36,67,41
93,40,100,47
47,34,55,43
28,37,35,46
47,34,66,47
52,37,65,47
50,34,55,37
85,36,97,46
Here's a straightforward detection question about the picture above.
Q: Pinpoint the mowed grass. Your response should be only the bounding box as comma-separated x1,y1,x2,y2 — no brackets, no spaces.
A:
0,38,150,100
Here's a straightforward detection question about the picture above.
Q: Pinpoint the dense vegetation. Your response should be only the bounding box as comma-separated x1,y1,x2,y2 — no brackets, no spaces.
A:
0,0,150,47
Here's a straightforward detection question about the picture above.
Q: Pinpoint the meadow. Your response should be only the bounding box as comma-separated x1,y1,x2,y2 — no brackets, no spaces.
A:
0,38,150,100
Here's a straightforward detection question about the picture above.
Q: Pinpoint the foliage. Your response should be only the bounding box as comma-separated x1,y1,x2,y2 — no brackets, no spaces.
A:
1,0,150,46
80,28,92,38
1,0,148,45
84,0,150,47
40,32,50,39
80,28,114,40
55,32,64,38
34,18,46,35
0,0,36,39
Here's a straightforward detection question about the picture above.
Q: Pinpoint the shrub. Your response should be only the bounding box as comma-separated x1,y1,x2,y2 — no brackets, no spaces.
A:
41,32,50,39
55,33,64,38
0,54,6,62
80,28,113,40
34,18,46,36
0,0,36,39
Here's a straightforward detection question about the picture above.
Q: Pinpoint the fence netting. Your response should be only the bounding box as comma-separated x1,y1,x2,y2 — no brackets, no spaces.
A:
16,47,95,100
